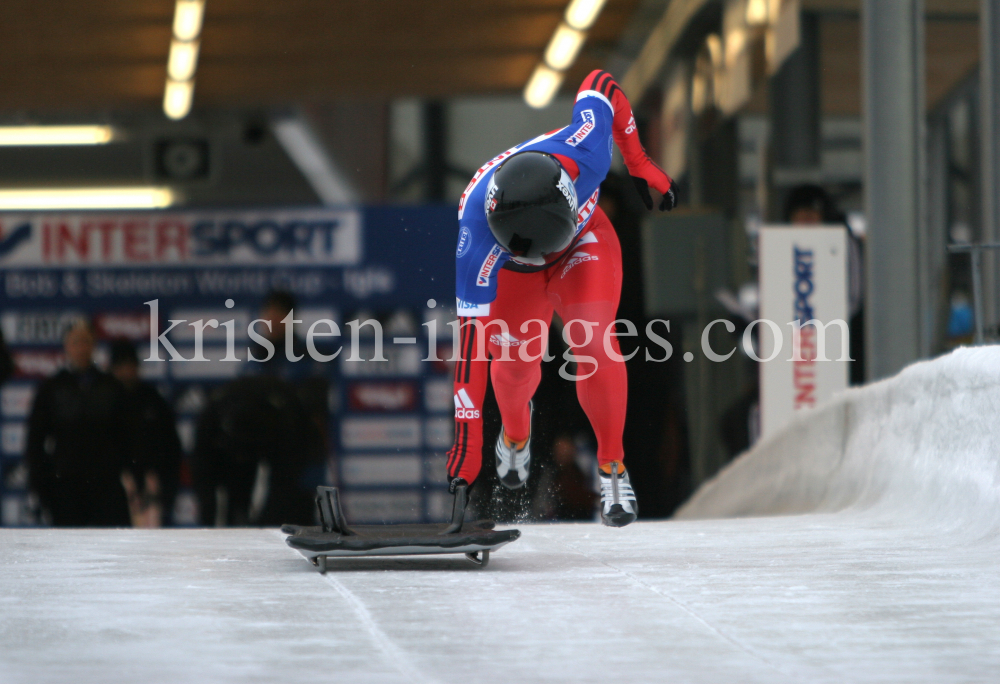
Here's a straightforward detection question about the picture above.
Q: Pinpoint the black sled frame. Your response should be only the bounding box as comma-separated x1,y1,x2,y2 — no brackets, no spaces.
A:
283,484,520,572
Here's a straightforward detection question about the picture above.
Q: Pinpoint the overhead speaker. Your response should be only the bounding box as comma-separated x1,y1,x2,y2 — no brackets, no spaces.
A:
155,138,210,181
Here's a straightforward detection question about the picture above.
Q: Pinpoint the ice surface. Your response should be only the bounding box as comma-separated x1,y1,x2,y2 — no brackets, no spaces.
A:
1,348,999,683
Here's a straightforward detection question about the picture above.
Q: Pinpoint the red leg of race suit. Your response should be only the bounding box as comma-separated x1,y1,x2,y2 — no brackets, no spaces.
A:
446,271,551,484
446,206,627,483
546,209,627,467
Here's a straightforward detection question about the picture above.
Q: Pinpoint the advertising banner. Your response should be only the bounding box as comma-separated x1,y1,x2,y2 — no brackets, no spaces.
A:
759,226,849,437
0,206,457,526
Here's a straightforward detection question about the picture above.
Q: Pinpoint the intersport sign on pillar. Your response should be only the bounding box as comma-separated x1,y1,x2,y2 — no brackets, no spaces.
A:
758,226,849,438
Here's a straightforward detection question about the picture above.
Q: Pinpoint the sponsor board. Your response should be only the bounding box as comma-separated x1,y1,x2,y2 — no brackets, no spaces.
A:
341,490,423,524
759,226,848,437
0,206,460,526
424,416,454,449
424,454,449,486
341,416,422,450
340,346,421,377
1,495,28,527
1,423,26,457
348,382,418,412
423,378,452,413
0,310,85,345
165,309,251,341
425,488,453,522
0,385,35,419
340,453,423,486
94,311,152,340
11,350,63,378
0,209,362,268
165,347,245,380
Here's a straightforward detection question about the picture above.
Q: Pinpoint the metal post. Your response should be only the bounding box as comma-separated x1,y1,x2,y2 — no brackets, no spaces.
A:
981,0,1000,333
862,0,927,380
971,248,985,344
424,101,447,201
770,11,821,171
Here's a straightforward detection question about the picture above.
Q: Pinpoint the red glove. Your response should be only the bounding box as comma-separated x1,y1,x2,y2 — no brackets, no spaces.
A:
579,70,678,211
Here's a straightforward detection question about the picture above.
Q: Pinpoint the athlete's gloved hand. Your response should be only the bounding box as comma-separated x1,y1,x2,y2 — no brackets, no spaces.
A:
630,173,678,212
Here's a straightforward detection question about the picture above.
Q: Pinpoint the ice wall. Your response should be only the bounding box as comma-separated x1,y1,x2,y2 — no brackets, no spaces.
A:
676,347,1000,532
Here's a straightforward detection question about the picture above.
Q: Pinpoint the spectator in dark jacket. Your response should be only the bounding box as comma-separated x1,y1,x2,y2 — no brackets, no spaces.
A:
192,376,320,526
0,328,14,387
109,339,183,528
25,321,131,526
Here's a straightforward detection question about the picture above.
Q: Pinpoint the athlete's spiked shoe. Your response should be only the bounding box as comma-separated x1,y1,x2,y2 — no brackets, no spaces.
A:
599,462,637,527
495,405,532,489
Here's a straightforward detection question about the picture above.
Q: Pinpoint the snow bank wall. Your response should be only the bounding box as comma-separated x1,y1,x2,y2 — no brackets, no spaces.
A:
676,347,1000,530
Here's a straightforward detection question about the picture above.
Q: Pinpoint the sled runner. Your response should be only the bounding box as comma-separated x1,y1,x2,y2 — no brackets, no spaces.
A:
283,484,520,571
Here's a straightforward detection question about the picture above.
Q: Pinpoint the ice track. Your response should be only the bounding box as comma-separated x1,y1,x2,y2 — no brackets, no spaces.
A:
2,348,1000,683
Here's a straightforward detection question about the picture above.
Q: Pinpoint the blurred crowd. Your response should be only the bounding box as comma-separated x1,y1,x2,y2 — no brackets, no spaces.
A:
13,290,327,528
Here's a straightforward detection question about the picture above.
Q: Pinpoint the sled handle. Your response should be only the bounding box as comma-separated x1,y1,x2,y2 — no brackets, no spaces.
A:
440,483,467,535
316,486,353,535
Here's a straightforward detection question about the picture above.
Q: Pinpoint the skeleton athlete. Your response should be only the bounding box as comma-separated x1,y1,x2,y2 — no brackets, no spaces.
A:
447,70,677,526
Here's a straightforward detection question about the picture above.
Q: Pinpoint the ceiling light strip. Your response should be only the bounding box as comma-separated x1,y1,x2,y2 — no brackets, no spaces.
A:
0,126,117,146
524,0,608,109
163,0,205,120
0,187,177,210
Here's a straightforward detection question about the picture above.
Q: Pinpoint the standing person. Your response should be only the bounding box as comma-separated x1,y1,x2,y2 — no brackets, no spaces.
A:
783,185,865,384
25,321,131,526
245,289,329,434
109,339,182,528
0,328,14,388
447,70,677,527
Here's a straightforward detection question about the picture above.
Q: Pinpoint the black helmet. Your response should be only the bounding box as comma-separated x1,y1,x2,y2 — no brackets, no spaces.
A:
485,152,578,261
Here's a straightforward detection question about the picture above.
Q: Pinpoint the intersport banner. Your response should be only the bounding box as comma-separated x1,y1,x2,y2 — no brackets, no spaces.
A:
0,206,457,527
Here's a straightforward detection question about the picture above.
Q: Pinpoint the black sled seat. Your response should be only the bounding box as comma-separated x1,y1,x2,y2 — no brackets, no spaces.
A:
283,484,520,571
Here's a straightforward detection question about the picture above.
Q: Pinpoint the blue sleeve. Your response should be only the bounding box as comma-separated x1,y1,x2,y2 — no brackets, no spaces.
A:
455,213,508,314
452,92,616,311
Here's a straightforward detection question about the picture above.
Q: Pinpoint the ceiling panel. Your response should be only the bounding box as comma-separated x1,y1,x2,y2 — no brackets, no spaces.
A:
0,0,639,114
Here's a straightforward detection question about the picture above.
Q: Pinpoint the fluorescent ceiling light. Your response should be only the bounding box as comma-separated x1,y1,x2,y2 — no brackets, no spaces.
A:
706,34,723,70
168,39,200,81
0,125,117,146
564,0,607,31
725,27,747,66
163,79,195,120
173,0,205,41
0,187,176,210
746,0,769,25
545,24,586,71
524,64,564,109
